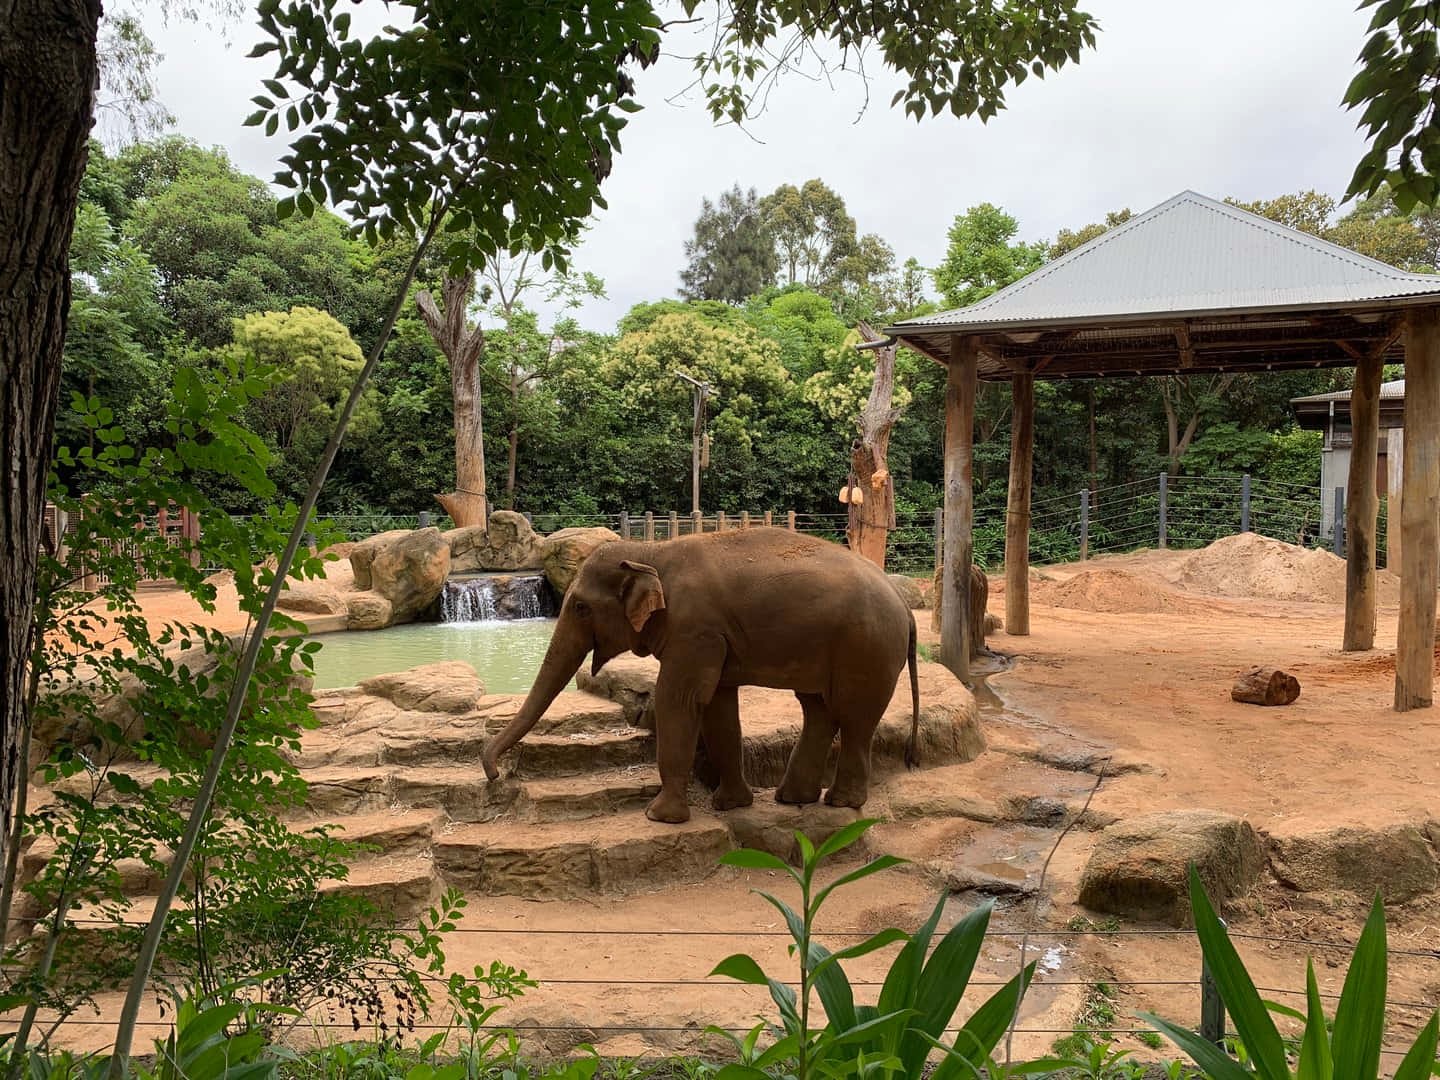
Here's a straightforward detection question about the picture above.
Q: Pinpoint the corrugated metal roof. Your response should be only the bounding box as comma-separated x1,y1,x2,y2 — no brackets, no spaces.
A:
892,191,1440,333
1291,379,1406,405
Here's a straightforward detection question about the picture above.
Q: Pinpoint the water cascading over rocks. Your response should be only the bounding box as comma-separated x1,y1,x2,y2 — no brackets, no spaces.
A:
440,574,556,623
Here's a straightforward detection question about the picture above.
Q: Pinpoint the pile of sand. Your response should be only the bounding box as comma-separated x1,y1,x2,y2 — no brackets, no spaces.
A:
1179,532,1401,606
1044,567,1193,614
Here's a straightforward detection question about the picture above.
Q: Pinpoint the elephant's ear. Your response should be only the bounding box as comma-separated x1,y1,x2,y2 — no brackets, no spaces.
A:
619,560,665,632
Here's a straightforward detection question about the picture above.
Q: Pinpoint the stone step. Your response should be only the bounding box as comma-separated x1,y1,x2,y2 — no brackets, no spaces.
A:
330,808,447,856
320,855,440,920
518,768,663,822
431,814,732,898
507,729,655,779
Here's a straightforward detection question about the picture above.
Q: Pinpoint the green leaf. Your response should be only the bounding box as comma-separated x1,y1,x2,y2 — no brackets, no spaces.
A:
814,817,880,860
1142,1014,1252,1080
710,954,769,986
1391,1011,1439,1080
900,899,992,1076
1330,893,1388,1080
811,855,907,914
949,962,1033,1067
1296,960,1332,1080
1188,866,1290,1080
720,847,793,873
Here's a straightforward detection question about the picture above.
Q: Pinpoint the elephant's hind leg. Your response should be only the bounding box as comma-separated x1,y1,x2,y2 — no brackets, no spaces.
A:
647,640,724,824
824,684,891,809
702,685,753,811
776,692,833,805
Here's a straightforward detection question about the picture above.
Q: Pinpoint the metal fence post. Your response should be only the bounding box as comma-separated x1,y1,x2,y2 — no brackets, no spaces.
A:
417,511,430,529
1158,473,1168,549
1200,952,1227,1047
1079,489,1090,561
1240,474,1251,534
933,508,943,572
619,511,630,539
1334,486,1346,558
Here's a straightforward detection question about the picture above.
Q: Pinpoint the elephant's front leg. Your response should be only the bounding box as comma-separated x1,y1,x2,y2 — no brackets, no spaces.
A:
701,685,752,811
646,641,724,824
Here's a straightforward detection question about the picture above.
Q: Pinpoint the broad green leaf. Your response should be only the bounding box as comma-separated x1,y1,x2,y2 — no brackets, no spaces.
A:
877,894,944,1019
1391,1011,1439,1080
900,899,992,1078
950,962,1034,1066
811,855,908,915
1188,866,1290,1080
808,940,856,1031
711,954,770,986
814,818,881,860
721,848,793,873
1142,1014,1252,1080
1330,893,1387,1080
1296,960,1332,1080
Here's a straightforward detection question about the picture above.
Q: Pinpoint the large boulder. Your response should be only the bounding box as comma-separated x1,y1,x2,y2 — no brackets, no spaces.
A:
1078,810,1266,926
578,654,661,730
887,574,925,610
446,512,544,572
541,527,621,596
277,578,350,616
349,529,412,591
1267,824,1438,902
360,528,451,624
358,662,485,713
346,591,393,630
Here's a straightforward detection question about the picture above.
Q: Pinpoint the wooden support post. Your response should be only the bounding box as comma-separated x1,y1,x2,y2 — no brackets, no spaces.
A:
1344,352,1383,651
644,511,655,542
1388,429,1404,573
763,510,772,528
669,510,679,539
692,509,703,534
941,335,977,681
787,510,796,532
619,511,630,539
740,510,750,530
717,511,727,532
1005,372,1033,635
1397,308,1440,710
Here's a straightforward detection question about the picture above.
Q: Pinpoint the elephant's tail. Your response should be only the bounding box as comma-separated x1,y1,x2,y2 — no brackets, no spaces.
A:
904,612,920,769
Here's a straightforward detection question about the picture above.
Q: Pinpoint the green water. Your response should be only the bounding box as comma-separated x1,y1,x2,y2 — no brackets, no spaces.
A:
309,619,562,693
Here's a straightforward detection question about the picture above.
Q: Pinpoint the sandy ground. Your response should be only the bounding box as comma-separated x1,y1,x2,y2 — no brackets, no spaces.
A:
40,538,1440,1065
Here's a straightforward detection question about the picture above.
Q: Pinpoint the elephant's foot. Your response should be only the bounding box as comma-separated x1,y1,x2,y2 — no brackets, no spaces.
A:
774,778,822,805
645,790,692,823
823,784,869,809
712,782,754,811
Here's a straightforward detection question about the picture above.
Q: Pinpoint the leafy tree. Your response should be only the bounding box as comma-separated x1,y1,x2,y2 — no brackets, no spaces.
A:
680,185,779,303
1048,208,1132,259
761,179,859,289
229,307,378,501
743,287,852,377
830,232,900,323
1343,0,1440,209
932,202,1046,308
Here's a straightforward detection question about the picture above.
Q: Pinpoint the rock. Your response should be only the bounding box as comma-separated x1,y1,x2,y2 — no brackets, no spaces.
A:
1078,810,1265,926
277,578,350,616
446,511,545,572
577,654,660,730
349,529,411,591
940,861,1038,898
930,564,991,656
888,574,925,610
725,802,861,863
1267,824,1438,902
358,662,485,713
366,528,451,623
346,591,393,631
1232,666,1301,706
541,526,621,595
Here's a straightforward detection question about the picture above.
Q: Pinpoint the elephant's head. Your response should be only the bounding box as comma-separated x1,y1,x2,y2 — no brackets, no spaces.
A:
480,548,665,780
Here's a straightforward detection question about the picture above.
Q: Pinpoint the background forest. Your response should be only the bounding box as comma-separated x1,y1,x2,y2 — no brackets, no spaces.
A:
69,136,1439,529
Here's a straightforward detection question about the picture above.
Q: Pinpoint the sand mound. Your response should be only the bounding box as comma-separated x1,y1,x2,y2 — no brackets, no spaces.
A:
1045,567,1191,614
1179,532,1400,605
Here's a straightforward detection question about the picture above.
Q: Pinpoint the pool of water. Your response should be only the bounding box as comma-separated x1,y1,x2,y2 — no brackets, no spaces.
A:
308,619,563,693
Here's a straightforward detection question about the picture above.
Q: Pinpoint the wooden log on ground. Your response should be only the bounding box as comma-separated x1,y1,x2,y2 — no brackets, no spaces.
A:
1231,667,1301,706
1343,350,1383,651
1396,306,1440,711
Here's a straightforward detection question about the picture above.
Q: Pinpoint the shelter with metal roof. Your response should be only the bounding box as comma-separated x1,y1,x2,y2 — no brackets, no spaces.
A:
886,190,1440,711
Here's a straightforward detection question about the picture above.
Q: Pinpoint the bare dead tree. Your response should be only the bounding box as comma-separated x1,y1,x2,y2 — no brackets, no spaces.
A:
845,321,902,568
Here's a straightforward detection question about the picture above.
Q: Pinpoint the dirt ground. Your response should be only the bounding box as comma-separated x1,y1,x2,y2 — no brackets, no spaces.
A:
58,538,1440,1065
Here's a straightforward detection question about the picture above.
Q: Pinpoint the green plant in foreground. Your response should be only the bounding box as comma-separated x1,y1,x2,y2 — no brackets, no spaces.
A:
1144,866,1440,1080
708,818,1034,1080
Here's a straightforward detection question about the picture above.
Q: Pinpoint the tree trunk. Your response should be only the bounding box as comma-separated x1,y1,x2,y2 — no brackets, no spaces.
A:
505,374,519,508
846,322,901,569
417,276,487,528
1231,666,1300,706
0,0,101,913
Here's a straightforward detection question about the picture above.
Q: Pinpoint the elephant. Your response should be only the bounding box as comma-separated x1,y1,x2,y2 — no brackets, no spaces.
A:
480,527,920,823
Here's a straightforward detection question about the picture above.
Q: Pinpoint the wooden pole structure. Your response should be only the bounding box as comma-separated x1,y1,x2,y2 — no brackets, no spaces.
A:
643,511,655,542
1005,372,1035,636
1396,308,1440,711
676,372,713,516
786,510,796,532
1343,351,1383,651
940,335,977,681
668,510,679,539
1387,429,1404,574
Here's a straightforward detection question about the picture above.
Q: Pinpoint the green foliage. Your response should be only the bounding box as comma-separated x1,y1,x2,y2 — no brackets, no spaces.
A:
708,819,1035,1080
932,203,1046,309
1144,867,1440,1080
681,187,780,304
761,180,859,291
1182,425,1322,487
1048,210,1132,260
1343,0,1440,209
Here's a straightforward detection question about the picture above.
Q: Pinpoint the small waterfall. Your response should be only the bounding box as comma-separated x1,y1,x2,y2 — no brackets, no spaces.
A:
440,574,555,623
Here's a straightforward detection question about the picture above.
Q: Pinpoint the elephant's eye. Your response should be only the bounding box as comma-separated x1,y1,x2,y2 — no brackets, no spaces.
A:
572,598,590,618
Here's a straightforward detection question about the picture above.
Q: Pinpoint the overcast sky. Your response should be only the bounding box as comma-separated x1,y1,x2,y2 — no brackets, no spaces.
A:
137,0,1374,331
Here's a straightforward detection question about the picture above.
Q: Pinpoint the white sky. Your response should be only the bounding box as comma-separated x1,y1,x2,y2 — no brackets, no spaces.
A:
138,0,1374,331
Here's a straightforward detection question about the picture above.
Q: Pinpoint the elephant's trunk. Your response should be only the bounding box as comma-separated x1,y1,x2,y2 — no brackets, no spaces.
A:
481,613,591,780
